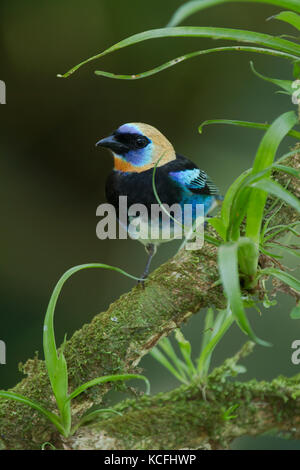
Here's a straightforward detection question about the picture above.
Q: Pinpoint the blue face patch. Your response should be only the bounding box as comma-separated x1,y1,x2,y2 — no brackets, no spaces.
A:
118,123,142,135
115,124,153,167
125,144,153,167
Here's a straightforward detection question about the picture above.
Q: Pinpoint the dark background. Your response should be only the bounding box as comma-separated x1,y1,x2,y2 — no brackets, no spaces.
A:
0,0,299,449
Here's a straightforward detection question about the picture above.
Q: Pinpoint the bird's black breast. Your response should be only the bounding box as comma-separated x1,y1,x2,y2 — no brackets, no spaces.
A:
105,156,183,212
105,153,217,215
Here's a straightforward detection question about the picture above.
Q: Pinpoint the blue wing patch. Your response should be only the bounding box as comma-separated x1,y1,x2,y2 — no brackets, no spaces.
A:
169,169,220,196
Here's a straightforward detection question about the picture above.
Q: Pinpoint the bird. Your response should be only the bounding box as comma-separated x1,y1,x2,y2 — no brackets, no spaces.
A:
96,123,222,281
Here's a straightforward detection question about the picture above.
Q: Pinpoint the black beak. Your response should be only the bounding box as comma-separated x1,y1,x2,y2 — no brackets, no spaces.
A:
95,135,128,154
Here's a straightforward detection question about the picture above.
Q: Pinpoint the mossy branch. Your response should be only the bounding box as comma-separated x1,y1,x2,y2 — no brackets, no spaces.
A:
0,152,299,450
66,342,300,450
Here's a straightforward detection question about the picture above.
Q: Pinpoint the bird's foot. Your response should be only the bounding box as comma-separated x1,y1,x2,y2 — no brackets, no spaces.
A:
137,270,149,288
136,243,156,288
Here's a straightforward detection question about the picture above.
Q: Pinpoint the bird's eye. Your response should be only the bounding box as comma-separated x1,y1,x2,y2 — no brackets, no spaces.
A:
135,136,148,149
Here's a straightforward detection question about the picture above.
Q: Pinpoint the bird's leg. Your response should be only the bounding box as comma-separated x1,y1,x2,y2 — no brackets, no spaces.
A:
139,243,157,284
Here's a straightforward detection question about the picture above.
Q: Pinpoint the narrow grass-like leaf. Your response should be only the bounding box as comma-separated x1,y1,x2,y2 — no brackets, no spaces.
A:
222,403,240,421
204,232,222,246
265,242,300,257
277,148,300,163
158,337,190,378
44,263,141,380
71,408,122,434
43,263,142,432
58,27,300,78
150,347,189,384
246,111,298,245
272,164,300,177
294,61,300,78
174,330,197,378
44,263,141,372
197,308,215,377
218,169,252,240
94,46,299,80
272,11,300,31
197,308,234,376
0,391,66,436
250,61,294,94
218,242,270,346
207,216,227,240
290,304,300,319
219,160,298,243
258,267,300,291
237,237,259,277
200,308,215,354
67,374,150,402
263,221,300,241
250,178,300,213
198,118,300,140
167,0,300,27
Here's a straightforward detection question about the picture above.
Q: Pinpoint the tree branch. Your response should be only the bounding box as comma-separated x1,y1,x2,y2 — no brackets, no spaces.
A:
66,342,300,450
0,152,299,450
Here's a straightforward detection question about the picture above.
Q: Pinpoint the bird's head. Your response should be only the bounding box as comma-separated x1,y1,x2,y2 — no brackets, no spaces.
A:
96,123,176,172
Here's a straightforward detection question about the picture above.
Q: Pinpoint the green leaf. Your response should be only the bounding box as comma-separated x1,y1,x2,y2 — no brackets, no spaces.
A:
218,169,252,240
294,61,300,78
250,178,300,213
94,46,299,80
150,346,189,384
250,61,294,94
43,263,142,432
71,408,122,434
197,307,234,377
259,267,300,291
222,403,239,421
159,336,190,379
44,263,141,386
58,27,300,78
263,221,300,241
0,391,66,436
237,237,259,277
265,242,300,257
217,160,298,244
291,304,300,319
167,0,300,27
246,111,299,245
218,242,271,346
272,164,300,177
272,11,300,31
67,374,150,402
200,308,215,356
198,118,300,140
174,329,197,378
207,216,227,240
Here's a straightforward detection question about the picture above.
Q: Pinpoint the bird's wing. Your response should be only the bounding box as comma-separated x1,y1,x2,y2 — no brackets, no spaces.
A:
169,168,220,196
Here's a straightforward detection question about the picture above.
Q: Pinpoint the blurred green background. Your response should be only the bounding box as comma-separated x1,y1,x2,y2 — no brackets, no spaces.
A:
0,0,299,449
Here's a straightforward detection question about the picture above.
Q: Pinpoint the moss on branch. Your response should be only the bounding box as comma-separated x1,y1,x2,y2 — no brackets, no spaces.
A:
0,153,299,450
66,343,300,450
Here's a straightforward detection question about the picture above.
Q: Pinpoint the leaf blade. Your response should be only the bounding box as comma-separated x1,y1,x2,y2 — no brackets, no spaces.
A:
167,0,300,27
59,27,300,78
218,242,270,346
